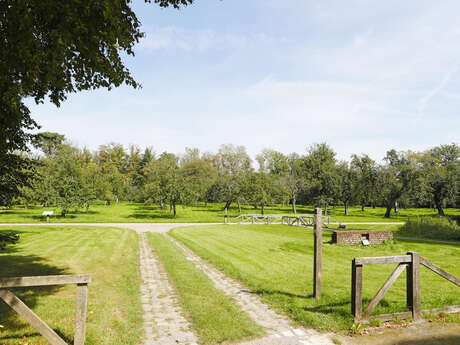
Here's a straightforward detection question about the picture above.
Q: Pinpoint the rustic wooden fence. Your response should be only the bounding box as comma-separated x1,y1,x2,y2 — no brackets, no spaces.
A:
352,252,460,322
0,274,91,345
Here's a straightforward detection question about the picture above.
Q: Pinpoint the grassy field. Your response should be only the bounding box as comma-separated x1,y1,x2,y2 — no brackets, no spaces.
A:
0,226,142,345
0,201,458,223
170,224,460,332
147,233,263,344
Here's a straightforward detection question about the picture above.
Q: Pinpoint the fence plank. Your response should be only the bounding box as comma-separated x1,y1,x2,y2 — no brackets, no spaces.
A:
0,289,67,345
420,256,460,287
0,274,91,288
355,256,412,265
362,263,408,319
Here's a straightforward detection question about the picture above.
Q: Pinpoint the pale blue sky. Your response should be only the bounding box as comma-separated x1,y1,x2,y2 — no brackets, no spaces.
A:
30,0,460,161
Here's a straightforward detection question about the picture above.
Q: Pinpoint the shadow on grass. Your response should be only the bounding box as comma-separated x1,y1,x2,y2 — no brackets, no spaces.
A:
0,253,70,340
395,335,460,345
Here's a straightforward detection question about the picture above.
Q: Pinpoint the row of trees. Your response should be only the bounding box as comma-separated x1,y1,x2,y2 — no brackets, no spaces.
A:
4,133,460,218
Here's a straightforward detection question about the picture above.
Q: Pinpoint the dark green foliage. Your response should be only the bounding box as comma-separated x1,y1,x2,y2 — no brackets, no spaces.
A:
0,232,19,250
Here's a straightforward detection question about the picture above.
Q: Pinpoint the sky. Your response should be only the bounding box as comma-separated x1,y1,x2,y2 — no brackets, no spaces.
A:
29,0,460,162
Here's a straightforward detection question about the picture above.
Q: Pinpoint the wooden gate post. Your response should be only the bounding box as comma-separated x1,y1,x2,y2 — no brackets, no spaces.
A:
314,208,322,299
351,258,362,321
407,251,422,321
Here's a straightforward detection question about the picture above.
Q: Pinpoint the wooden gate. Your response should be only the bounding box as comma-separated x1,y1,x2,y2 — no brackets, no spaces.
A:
0,274,91,345
351,252,460,322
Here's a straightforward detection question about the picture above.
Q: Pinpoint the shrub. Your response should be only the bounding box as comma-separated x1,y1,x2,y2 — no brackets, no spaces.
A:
399,217,460,241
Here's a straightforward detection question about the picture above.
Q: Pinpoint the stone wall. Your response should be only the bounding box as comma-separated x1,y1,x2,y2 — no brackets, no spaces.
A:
332,230,393,245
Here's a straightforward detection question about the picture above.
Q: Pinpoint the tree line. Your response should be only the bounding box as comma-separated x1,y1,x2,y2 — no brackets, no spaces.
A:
2,132,459,218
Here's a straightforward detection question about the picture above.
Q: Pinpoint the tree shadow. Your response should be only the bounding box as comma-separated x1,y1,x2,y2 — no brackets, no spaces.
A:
0,253,69,340
395,335,460,345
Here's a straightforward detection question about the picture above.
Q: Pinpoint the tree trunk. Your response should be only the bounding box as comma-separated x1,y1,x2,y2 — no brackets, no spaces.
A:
292,198,297,215
224,200,231,211
435,199,445,216
86,203,90,214
261,203,265,215
169,203,172,214
61,209,66,217
361,202,365,212
160,200,165,210
372,203,375,209
253,203,258,209
324,202,328,216
237,200,241,213
384,204,392,218
173,202,177,218
344,201,348,216
394,200,399,214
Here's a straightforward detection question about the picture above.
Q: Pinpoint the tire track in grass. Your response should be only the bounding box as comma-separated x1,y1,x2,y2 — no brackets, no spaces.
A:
167,234,336,345
139,233,198,345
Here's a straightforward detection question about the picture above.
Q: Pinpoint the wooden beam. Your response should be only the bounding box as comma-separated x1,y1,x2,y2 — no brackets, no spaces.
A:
0,274,91,288
420,256,460,287
0,289,67,345
74,284,89,345
351,259,363,321
362,263,407,319
313,208,322,299
408,252,422,321
354,255,412,265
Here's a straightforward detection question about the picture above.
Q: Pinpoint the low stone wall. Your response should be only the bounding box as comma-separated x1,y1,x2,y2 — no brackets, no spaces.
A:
332,230,393,245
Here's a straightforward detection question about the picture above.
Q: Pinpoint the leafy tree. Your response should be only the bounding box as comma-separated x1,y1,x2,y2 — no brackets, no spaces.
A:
32,132,66,157
337,161,358,216
351,154,378,211
246,172,276,215
303,143,339,214
377,150,418,218
416,144,459,216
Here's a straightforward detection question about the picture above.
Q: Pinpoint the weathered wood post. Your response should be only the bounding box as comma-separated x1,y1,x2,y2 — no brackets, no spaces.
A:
407,251,422,321
351,258,362,321
314,208,322,299
75,283,89,345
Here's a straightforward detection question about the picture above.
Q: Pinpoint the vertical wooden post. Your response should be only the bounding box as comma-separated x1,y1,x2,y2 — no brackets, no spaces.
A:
351,259,362,321
74,283,89,345
407,252,422,321
314,208,322,299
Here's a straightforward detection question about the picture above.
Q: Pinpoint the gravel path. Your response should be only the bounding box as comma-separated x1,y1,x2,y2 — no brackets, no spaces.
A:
167,234,335,345
139,232,198,345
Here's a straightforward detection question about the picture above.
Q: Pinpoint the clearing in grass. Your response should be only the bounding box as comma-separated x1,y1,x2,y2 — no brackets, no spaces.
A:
0,226,142,345
147,233,263,345
170,224,460,332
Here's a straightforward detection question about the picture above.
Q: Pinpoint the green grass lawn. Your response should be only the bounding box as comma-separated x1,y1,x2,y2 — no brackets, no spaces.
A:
0,226,142,345
0,201,458,223
147,233,263,345
170,224,460,332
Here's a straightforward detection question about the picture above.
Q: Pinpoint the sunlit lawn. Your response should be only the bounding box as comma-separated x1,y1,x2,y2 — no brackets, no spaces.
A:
171,224,460,332
0,226,142,345
0,201,458,224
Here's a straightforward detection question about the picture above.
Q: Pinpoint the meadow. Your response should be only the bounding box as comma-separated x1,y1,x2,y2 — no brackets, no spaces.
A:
0,201,458,224
0,226,143,345
171,224,460,332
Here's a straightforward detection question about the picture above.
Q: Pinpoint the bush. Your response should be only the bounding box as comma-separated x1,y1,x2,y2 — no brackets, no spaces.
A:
399,217,460,241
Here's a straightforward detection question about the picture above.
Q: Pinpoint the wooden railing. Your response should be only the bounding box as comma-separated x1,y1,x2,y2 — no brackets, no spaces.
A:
351,252,460,322
0,274,92,345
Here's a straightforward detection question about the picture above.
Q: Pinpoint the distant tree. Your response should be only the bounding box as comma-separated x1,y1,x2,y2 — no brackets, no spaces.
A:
351,154,378,211
416,144,459,216
246,172,276,215
32,132,66,157
337,161,358,216
303,143,340,214
377,150,418,218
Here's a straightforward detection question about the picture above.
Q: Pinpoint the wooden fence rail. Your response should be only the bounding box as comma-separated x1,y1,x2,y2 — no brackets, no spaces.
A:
0,274,91,345
352,252,460,323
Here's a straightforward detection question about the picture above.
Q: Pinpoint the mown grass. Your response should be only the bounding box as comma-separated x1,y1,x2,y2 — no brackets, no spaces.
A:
0,226,142,345
147,233,263,345
0,201,458,223
398,217,460,241
170,224,460,332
